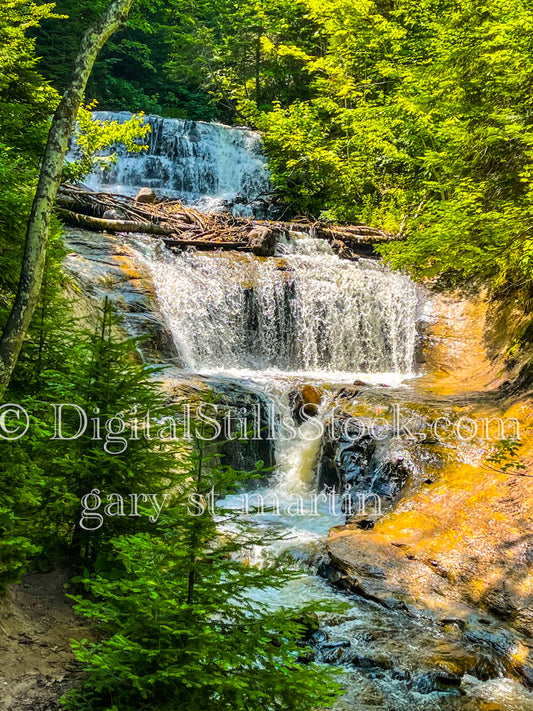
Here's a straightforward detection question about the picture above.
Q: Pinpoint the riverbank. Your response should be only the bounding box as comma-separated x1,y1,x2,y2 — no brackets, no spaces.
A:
0,570,92,711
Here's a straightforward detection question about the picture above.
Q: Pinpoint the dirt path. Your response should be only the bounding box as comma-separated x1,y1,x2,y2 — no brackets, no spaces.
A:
0,570,93,711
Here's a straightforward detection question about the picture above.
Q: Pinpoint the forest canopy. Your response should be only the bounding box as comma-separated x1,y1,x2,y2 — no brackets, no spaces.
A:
31,0,533,291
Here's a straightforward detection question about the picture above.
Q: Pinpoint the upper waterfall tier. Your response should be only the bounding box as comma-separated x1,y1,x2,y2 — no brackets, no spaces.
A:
77,111,271,206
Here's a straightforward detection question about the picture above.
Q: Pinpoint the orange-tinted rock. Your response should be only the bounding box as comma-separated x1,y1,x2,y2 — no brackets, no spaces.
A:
301,384,322,406
325,287,533,648
290,384,322,423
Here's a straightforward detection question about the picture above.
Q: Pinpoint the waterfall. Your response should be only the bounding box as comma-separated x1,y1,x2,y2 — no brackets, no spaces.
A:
142,234,418,377
140,232,418,493
77,111,270,207
83,112,419,492
74,117,533,710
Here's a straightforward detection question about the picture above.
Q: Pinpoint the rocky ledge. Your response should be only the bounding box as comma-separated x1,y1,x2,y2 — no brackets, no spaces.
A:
321,289,533,678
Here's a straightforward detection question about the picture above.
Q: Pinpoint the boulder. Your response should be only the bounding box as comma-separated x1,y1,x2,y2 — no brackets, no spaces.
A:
102,208,128,221
135,187,157,204
301,384,322,407
331,239,353,259
290,384,322,424
248,226,278,257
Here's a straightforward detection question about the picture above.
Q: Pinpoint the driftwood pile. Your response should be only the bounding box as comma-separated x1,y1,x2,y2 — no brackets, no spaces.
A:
56,184,399,257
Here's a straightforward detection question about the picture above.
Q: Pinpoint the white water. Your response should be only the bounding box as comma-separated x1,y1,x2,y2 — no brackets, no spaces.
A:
137,231,418,494
143,235,418,377
89,113,533,708
76,111,270,208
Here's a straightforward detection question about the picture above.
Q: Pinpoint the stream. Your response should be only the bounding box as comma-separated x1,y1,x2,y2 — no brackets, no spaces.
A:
77,112,533,710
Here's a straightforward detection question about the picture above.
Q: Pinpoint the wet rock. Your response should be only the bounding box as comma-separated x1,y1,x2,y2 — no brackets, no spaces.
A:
318,421,414,515
330,239,353,259
321,640,351,650
290,384,322,423
248,226,278,256
354,518,375,530
309,629,328,645
471,656,501,681
62,228,181,364
337,387,360,400
346,652,393,671
102,208,128,220
135,187,157,204
301,384,322,407
410,672,461,694
317,560,351,588
209,388,276,472
439,617,466,635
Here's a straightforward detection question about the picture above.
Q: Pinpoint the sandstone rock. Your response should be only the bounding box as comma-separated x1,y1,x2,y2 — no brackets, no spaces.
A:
248,226,278,257
135,187,157,204
290,384,322,423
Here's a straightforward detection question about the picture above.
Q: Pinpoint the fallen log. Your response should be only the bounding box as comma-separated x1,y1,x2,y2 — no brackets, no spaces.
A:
57,208,175,235
253,219,397,245
59,207,250,251
57,185,404,260
316,225,398,243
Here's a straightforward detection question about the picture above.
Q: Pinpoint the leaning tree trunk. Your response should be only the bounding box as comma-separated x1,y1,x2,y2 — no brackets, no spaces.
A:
0,0,136,396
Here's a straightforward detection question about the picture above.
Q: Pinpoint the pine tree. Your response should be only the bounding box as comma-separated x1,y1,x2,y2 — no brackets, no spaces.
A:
62,404,341,711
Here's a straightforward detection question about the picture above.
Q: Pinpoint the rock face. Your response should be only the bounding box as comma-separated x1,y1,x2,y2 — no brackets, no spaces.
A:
319,421,415,520
322,289,533,643
248,226,278,257
63,228,180,363
135,187,157,204
210,384,276,472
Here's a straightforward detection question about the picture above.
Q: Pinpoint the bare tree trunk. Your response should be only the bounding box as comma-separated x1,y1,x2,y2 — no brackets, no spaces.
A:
0,0,136,396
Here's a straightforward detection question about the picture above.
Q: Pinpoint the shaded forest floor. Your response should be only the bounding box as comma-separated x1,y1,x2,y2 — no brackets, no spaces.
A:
0,570,92,711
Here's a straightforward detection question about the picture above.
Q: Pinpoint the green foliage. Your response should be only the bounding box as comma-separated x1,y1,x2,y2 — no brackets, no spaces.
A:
61,426,340,710
240,0,533,291
35,0,320,121
0,146,39,311
0,0,60,154
488,438,527,475
0,401,47,593
35,0,219,119
64,104,150,182
0,292,183,590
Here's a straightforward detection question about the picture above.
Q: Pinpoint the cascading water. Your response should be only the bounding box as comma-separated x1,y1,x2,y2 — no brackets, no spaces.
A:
144,234,418,377
138,231,418,496
81,113,533,709
136,229,416,502
77,111,270,209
